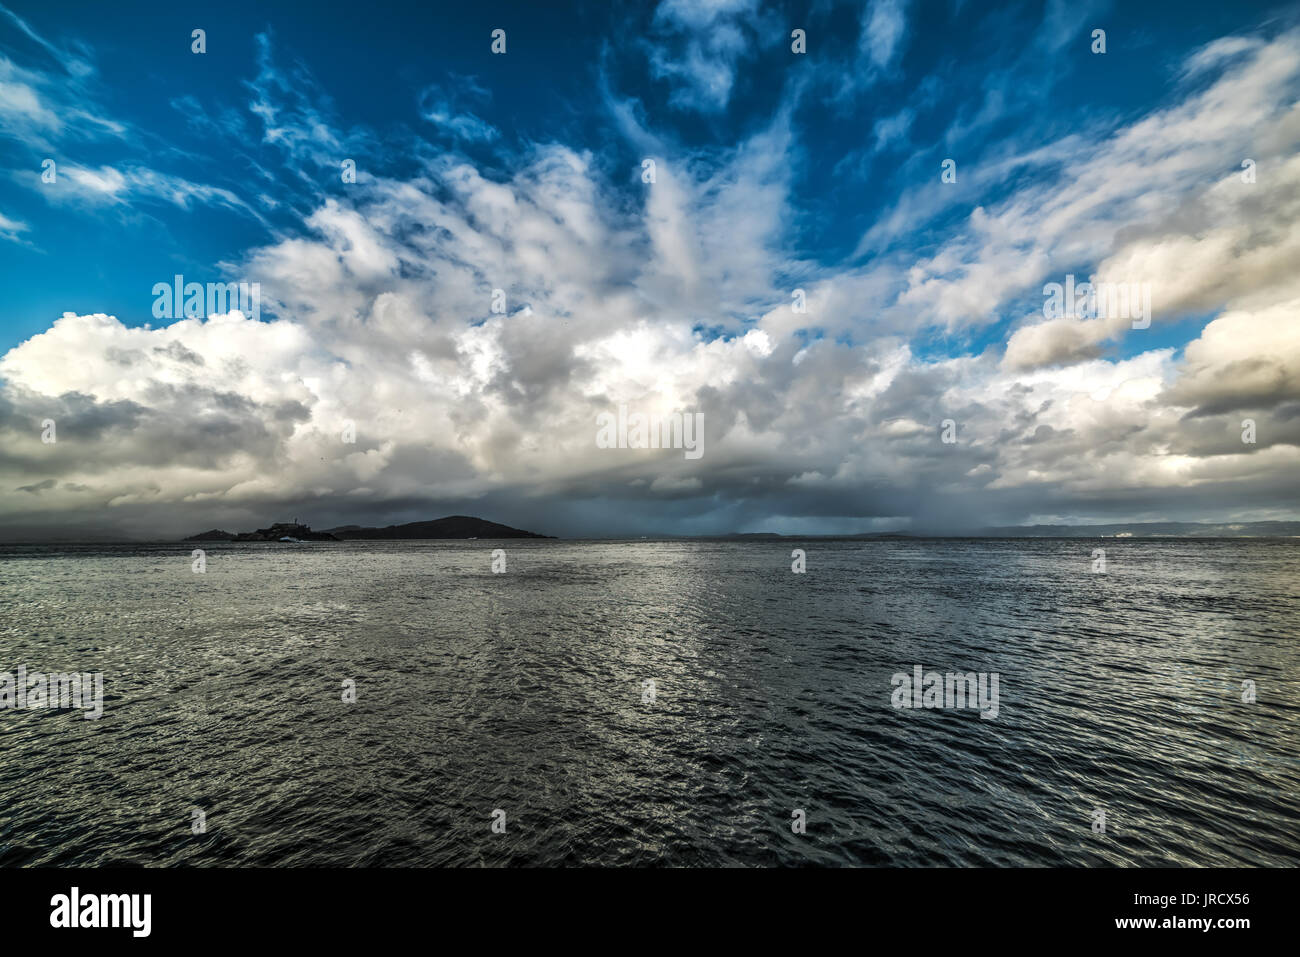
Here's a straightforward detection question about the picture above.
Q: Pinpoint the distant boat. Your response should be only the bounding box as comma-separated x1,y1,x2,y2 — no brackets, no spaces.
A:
279,536,304,543
467,536,478,540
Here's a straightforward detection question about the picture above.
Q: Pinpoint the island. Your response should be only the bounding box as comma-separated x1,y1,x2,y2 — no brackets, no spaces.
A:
184,521,339,542
183,515,552,542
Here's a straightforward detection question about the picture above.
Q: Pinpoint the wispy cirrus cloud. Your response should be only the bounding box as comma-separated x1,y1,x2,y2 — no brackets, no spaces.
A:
0,206,27,243
419,75,500,143
646,0,771,112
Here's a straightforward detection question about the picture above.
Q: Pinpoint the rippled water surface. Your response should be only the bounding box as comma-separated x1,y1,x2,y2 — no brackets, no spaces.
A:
1,538,1297,866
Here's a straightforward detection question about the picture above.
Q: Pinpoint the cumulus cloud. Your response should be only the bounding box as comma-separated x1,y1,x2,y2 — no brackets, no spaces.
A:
987,32,1300,369
1,16,1298,539
1163,298,1300,416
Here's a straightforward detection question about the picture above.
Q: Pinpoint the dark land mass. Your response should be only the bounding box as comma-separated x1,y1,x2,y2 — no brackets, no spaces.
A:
669,522,1300,540
182,515,551,542
34,518,1300,546
325,515,552,539
185,522,339,542
972,520,1300,538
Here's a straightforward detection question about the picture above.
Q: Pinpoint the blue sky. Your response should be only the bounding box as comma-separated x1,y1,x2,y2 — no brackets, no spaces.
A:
1,0,1298,539
0,0,1271,349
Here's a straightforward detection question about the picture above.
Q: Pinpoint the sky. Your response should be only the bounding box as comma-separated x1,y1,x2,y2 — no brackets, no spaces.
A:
0,0,1298,540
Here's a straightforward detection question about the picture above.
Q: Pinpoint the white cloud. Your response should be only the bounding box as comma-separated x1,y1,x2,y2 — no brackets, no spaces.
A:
861,0,909,69
2,19,1298,537
419,77,499,143
648,0,763,112
0,207,27,242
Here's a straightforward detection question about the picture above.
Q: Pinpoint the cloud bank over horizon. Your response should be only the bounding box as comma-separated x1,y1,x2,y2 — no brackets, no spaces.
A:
1,1,1298,540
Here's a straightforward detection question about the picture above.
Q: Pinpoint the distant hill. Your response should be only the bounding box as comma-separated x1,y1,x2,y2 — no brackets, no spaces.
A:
182,516,549,542
690,521,1300,540
163,518,1300,544
974,521,1300,538
323,515,551,540
183,528,237,541
237,522,338,542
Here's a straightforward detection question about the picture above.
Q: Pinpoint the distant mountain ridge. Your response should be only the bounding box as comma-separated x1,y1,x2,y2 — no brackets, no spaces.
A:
683,521,1300,539
325,516,551,539
162,518,1300,545
183,515,550,542
973,521,1300,538
185,522,338,542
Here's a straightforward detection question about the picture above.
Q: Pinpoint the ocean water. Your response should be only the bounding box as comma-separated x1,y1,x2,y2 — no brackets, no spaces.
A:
0,538,1297,867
